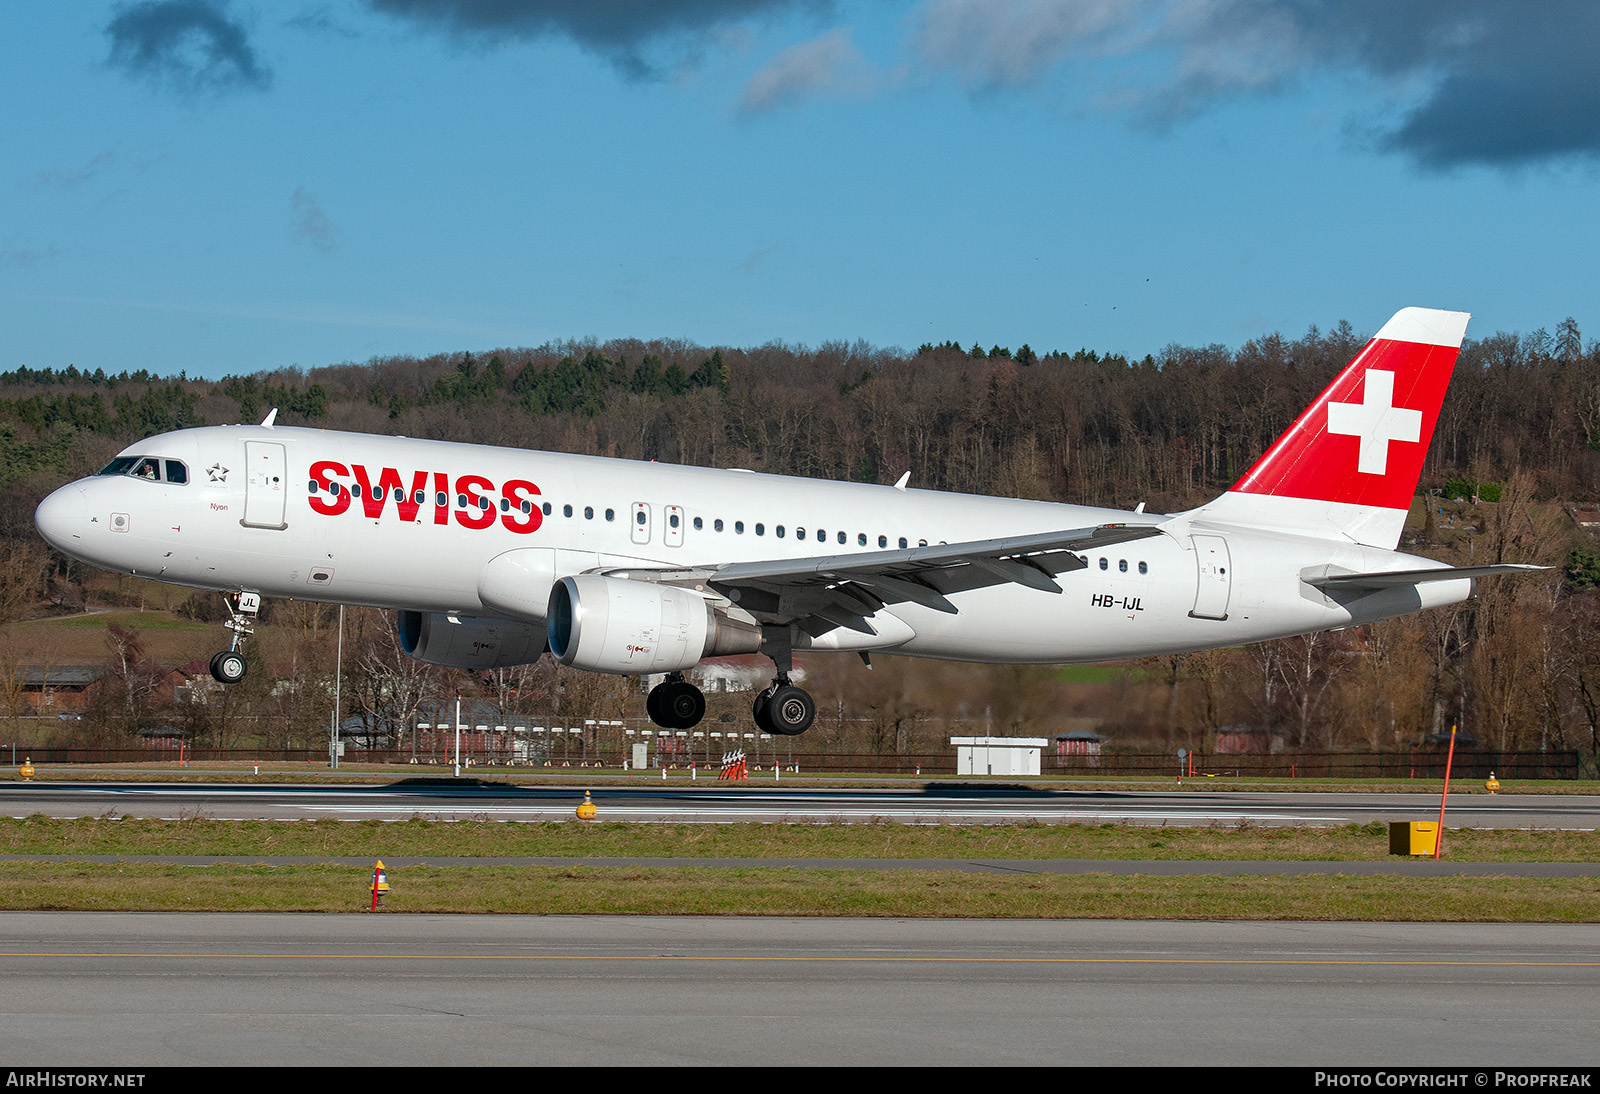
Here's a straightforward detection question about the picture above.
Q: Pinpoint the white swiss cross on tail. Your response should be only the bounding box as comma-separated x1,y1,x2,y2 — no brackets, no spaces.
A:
1326,369,1423,476
1198,307,1470,550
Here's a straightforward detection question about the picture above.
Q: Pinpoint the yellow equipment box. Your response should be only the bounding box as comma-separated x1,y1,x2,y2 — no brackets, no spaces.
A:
1389,821,1439,856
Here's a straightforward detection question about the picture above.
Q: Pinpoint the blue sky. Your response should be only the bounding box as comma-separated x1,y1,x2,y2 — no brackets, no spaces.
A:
3,1,1598,378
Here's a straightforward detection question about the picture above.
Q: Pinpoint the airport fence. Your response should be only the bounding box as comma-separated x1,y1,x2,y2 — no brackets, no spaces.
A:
1,744,1584,779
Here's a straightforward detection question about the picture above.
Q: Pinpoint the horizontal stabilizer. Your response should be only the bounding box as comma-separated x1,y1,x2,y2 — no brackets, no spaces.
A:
1301,563,1546,591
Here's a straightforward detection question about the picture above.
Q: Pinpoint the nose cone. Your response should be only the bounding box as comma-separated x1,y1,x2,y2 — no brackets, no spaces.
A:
35,484,87,554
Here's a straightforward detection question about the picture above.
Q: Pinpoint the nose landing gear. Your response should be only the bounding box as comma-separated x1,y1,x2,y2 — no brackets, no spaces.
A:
208,590,260,684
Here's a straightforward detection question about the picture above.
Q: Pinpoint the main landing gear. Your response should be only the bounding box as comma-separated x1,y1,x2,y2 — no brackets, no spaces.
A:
752,635,815,736
646,672,706,730
752,676,815,736
642,637,817,737
208,590,260,684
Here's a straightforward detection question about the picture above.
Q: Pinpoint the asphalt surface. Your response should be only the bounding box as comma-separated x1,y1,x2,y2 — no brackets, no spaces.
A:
2,914,1596,1066
2,779,1596,827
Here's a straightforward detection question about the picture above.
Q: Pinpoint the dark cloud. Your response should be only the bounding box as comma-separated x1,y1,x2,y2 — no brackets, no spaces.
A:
366,0,823,79
290,189,338,255
914,0,1600,169
1174,0,1600,168
106,0,271,95
285,5,361,38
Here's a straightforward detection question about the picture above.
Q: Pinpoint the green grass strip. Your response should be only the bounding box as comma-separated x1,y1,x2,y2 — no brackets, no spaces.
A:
1,862,1596,920
2,817,1595,862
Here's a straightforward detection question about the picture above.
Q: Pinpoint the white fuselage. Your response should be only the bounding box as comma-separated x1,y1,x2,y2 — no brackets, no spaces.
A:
35,424,1472,665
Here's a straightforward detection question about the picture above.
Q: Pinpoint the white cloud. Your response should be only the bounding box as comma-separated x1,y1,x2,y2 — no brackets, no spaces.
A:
740,27,875,113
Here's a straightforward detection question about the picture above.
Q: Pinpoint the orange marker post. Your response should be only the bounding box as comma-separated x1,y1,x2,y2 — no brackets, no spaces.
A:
370,860,389,910
1434,726,1458,860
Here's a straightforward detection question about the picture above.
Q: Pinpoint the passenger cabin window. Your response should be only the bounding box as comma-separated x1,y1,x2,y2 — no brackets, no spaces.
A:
563,504,573,517
606,509,615,521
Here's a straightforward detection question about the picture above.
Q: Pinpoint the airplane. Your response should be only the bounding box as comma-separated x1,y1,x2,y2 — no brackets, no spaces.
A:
32,307,1541,736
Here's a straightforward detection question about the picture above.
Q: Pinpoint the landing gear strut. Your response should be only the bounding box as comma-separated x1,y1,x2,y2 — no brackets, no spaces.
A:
752,631,815,735
646,672,705,730
208,590,260,684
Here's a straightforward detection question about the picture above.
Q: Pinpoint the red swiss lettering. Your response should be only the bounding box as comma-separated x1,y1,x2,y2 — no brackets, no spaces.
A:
309,460,350,516
352,465,405,519
501,479,542,534
454,474,496,529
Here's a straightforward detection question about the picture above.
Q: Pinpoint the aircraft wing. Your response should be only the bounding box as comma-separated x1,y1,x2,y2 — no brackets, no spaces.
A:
1301,563,1547,591
605,523,1163,637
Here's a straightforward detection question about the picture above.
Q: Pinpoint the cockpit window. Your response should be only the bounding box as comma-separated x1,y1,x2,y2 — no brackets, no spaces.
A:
97,457,139,477
95,456,189,485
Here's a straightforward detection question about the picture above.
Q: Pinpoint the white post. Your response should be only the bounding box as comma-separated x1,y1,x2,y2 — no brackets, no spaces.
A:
331,604,344,770
453,693,462,778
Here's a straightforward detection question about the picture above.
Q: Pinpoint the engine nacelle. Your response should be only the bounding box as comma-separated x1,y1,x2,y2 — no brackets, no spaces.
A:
397,611,546,669
547,575,760,674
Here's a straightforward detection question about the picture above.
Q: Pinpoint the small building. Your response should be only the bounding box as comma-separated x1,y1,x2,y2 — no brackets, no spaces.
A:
1054,730,1107,768
644,656,806,695
951,736,1048,776
1214,724,1286,755
14,665,103,714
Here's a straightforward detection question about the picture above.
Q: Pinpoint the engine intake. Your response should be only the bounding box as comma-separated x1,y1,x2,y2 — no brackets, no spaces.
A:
547,575,759,674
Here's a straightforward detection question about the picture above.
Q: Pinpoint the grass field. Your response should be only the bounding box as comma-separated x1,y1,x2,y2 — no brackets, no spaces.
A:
2,816,1596,861
1,817,1595,920
3,862,1595,920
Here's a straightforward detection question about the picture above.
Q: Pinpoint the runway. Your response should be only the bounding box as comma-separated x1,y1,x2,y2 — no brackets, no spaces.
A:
2,779,1596,828
1,913,1595,1066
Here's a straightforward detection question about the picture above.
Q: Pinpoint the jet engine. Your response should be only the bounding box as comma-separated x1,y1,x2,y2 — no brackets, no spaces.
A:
397,611,546,668
547,574,760,674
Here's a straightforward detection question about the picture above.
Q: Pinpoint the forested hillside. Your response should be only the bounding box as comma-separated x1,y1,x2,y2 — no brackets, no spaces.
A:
3,316,1598,767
